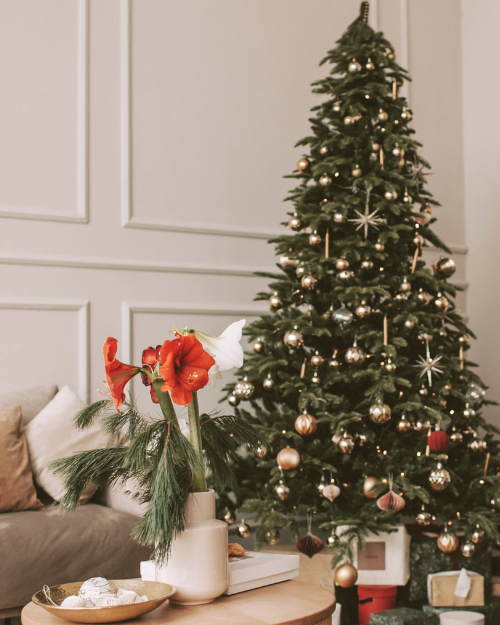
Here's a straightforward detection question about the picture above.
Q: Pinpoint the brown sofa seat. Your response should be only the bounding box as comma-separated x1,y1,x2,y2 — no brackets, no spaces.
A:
0,503,150,609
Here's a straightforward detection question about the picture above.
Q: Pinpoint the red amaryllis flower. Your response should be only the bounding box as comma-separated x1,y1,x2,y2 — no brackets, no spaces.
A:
159,334,215,406
103,337,140,412
141,345,162,404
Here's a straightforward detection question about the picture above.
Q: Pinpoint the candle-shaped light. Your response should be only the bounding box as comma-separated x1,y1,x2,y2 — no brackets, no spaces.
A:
380,148,384,170
383,315,388,346
484,452,491,477
325,228,330,259
411,248,419,274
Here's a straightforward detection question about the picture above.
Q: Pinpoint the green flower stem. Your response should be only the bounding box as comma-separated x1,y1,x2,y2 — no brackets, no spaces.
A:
153,379,179,424
187,391,207,492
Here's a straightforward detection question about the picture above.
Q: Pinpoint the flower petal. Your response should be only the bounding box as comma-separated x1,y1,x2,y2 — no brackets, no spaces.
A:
194,319,246,372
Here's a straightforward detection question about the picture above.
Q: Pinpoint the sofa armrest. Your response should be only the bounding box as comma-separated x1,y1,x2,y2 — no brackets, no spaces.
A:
99,482,147,517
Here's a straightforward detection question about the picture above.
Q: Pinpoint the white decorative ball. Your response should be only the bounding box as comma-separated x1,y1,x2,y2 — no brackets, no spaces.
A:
79,577,115,600
61,596,86,608
117,590,144,605
94,596,120,607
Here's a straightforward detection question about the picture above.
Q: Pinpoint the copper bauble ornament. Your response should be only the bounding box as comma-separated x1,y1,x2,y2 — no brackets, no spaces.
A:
397,415,412,432
363,476,378,499
401,108,410,120
378,109,389,122
365,58,375,71
375,241,385,252
333,305,354,326
274,480,290,501
345,342,366,365
344,116,354,126
252,443,268,459
377,490,405,513
400,277,411,293
280,254,299,270
228,393,240,407
277,446,300,470
417,289,430,304
253,338,264,353
309,232,322,246
471,526,485,544
301,274,317,290
434,257,456,278
295,411,317,436
263,374,274,390
403,191,413,204
234,377,254,400
237,520,251,538
404,319,415,330
335,563,358,588
355,301,371,317
338,270,354,279
288,214,302,230
296,265,306,279
333,212,345,223
372,142,381,152
384,191,394,201
429,463,451,491
323,483,341,502
413,234,425,248
333,102,341,113
419,385,428,397
352,165,362,178
320,145,329,155
335,258,350,271
461,542,475,558
434,293,450,313
311,371,320,385
265,529,280,545
329,353,340,367
437,529,459,553
338,432,354,454
463,404,476,419
450,428,463,444
348,59,362,73
296,533,324,558
361,259,374,270
284,327,304,349
310,351,324,368
223,508,236,525
327,532,340,548
416,505,432,526
392,145,401,157
369,403,391,424
269,292,282,310
459,334,470,345
319,173,332,187
469,435,487,453
297,157,310,172
356,432,367,447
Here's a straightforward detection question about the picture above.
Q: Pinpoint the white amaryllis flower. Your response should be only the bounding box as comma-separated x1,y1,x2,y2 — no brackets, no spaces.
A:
192,319,246,375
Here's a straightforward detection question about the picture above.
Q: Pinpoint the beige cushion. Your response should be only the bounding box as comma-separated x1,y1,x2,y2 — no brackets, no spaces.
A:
0,384,58,425
25,386,110,503
0,406,44,512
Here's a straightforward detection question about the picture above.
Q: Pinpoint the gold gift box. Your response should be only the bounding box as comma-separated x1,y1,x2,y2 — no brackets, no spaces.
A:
428,571,484,607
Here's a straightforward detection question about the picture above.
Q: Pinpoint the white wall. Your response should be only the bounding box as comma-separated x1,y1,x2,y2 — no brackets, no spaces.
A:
0,0,467,417
462,0,500,426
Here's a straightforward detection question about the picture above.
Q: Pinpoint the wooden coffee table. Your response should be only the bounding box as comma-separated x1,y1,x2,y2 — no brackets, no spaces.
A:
22,580,335,625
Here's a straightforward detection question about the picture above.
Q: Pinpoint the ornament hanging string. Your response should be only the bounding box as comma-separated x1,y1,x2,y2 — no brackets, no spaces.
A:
43,586,58,607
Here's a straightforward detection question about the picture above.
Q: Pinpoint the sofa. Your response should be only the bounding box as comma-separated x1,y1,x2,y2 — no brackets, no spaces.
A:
0,385,150,617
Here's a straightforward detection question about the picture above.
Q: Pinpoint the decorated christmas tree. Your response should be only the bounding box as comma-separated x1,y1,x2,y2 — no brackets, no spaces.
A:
221,2,500,581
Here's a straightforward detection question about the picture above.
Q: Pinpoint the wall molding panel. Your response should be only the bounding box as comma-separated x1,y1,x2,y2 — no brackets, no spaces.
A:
0,298,90,402
0,0,89,225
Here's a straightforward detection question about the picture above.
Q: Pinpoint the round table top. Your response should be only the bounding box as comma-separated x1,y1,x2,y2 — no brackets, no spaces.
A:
22,581,336,625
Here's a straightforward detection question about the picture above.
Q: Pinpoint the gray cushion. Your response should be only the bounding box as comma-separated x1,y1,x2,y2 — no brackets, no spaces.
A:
0,385,58,425
0,504,150,609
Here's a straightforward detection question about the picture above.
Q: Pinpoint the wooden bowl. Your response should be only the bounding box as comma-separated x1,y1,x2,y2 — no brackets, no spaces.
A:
32,579,176,623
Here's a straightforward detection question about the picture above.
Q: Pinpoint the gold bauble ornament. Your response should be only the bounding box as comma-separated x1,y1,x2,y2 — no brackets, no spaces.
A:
284,327,304,349
405,319,415,329
397,415,412,432
403,192,413,204
348,59,362,73
317,477,326,495
269,292,283,310
416,505,432,526
450,428,463,444
434,257,456,278
413,233,424,247
437,529,459,553
392,145,401,157
223,507,235,525
311,371,320,385
295,411,317,436
311,351,324,368
378,109,389,122
429,463,451,491
252,443,268,459
417,332,433,342
228,394,240,407
459,334,470,345
366,58,375,71
335,563,358,588
401,108,411,120
417,289,430,305
280,254,299,270
320,145,329,155
375,241,385,252
356,301,371,317
327,533,340,548
338,432,355,454
265,529,280,545
253,338,264,353
363,476,378,499
335,258,350,271
471,526,485,544
297,157,310,172
385,359,397,373
419,385,428,397
288,214,302,231
372,142,380,152
301,274,317,290
369,403,391,424
361,259,374,270
309,232,322,246
400,277,411,293
277,446,300,470
388,51,396,60
333,212,345,223
338,270,354,280
319,173,332,187
344,116,354,126
237,520,251,538
356,432,367,447
463,404,475,419
469,435,487,453
329,353,340,367
352,165,362,178
461,542,475,558
233,377,255,400
263,374,274,390
296,265,306,278
333,102,341,113
384,190,395,201
345,343,366,365
434,293,450,313
274,480,290,501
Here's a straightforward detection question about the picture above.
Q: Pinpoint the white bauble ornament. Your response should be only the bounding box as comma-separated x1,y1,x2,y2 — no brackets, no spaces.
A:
323,484,340,502
79,577,115,600
61,596,86,608
117,590,146,605
95,596,120,607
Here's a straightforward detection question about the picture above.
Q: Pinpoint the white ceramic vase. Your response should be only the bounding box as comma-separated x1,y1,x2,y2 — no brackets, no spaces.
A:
155,489,228,605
